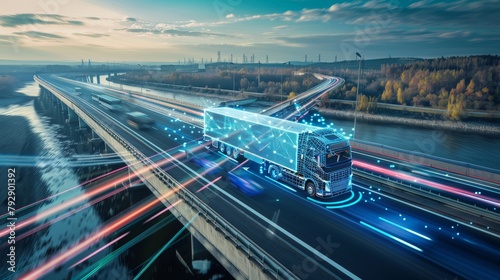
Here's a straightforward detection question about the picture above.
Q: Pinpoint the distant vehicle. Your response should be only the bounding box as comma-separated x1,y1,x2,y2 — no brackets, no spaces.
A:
228,172,264,196
97,95,121,111
191,156,225,177
126,111,155,129
91,93,101,102
74,87,82,95
203,107,352,198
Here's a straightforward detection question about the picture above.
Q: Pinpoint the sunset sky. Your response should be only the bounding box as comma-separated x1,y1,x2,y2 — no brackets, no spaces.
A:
0,0,499,64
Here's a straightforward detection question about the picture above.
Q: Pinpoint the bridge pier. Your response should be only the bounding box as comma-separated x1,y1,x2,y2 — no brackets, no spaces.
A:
78,117,88,129
96,75,100,84
67,108,78,123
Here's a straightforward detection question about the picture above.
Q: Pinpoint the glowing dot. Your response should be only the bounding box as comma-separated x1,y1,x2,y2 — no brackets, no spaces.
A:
425,225,427,228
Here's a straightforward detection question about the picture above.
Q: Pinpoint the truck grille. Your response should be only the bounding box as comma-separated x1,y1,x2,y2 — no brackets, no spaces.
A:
331,168,350,182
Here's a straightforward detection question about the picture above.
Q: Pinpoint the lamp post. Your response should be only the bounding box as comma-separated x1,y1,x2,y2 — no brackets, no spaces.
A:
280,62,288,103
354,52,362,140
229,62,235,91
280,73,283,103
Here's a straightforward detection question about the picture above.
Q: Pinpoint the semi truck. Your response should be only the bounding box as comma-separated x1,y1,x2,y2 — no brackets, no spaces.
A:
204,107,352,198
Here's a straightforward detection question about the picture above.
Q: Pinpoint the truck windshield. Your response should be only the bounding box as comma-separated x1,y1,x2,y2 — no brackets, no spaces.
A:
326,148,350,166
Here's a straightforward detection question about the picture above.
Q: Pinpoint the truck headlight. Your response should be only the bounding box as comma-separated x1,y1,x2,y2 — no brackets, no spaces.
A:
325,181,331,192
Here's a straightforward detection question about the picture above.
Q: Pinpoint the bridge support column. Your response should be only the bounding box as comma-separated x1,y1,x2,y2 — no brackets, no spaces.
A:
78,117,88,129
67,108,78,123
96,75,100,84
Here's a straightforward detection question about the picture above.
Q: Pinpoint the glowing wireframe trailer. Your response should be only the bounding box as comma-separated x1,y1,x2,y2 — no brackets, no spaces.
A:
204,107,352,198
205,107,306,171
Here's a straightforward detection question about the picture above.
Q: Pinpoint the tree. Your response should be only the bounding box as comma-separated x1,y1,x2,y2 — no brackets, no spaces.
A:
381,80,394,102
397,87,404,104
357,95,368,111
239,78,248,90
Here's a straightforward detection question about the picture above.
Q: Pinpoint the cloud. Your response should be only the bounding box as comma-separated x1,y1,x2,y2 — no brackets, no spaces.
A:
73,33,110,38
226,14,234,19
293,0,499,29
122,27,236,38
13,31,66,39
0,13,84,27
122,16,137,22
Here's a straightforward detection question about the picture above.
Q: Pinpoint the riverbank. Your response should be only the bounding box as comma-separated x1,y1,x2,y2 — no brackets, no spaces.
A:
316,107,500,135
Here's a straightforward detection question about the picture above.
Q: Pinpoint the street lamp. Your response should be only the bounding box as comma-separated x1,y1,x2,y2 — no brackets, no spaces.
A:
354,52,362,140
280,62,288,103
229,62,235,91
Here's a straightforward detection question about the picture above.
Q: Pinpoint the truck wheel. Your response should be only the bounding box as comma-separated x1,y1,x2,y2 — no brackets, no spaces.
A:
226,146,232,156
220,143,226,153
232,148,240,160
306,181,316,197
269,166,280,180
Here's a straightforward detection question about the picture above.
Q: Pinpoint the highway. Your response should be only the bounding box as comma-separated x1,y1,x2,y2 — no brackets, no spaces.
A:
28,74,500,279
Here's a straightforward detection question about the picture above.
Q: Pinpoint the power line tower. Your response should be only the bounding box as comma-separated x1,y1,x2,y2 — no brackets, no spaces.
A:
266,55,268,64
217,51,221,63
251,54,254,63
305,54,307,63
318,54,321,63
230,53,233,63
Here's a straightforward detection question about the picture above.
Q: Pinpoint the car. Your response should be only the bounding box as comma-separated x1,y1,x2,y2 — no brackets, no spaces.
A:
191,156,225,177
228,171,264,196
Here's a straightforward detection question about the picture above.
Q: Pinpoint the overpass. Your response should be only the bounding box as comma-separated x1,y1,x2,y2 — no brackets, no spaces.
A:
28,74,500,280
261,73,343,119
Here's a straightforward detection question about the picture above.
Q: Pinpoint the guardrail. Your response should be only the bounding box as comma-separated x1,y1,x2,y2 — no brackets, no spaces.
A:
34,75,296,280
351,139,500,185
354,169,500,237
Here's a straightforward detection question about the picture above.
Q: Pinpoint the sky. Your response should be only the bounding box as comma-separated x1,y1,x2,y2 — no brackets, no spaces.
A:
0,0,499,64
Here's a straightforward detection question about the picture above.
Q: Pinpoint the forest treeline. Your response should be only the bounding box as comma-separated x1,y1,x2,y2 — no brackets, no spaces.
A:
120,68,320,97
327,55,499,120
119,55,499,120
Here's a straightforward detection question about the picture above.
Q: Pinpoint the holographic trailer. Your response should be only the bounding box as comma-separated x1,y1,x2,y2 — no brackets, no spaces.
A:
204,107,352,198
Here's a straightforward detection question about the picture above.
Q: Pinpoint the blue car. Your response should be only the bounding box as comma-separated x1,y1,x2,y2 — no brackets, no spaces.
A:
191,156,225,176
228,172,264,196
